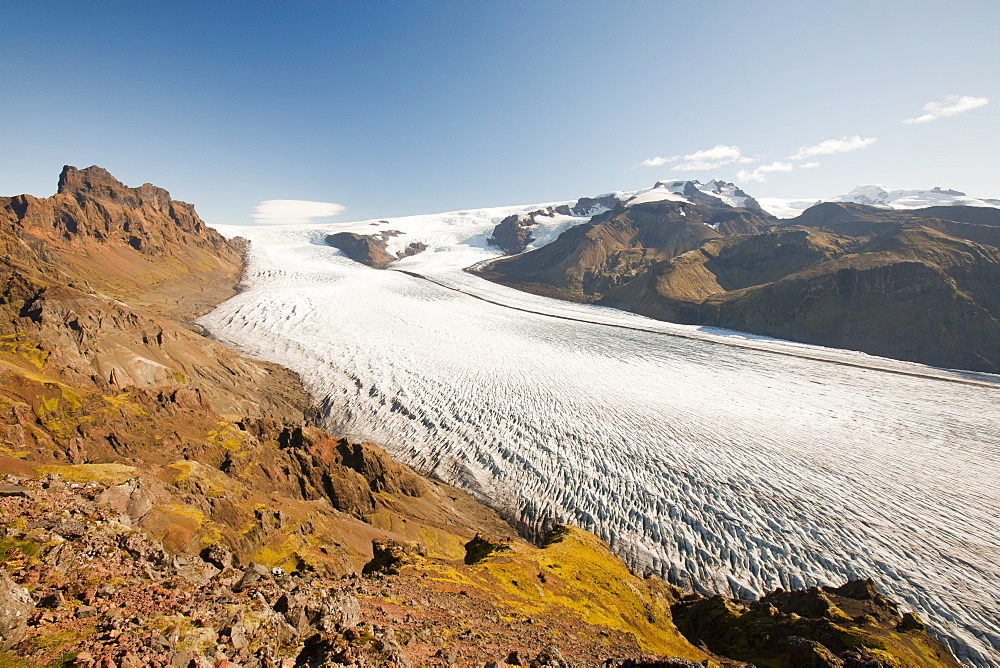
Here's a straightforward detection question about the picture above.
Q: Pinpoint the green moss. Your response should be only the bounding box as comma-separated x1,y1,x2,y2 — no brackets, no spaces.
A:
36,463,137,485
0,334,50,369
206,422,245,451
0,537,41,565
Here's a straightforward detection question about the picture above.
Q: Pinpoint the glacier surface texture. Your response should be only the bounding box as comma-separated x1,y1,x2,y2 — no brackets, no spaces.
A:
198,205,1000,666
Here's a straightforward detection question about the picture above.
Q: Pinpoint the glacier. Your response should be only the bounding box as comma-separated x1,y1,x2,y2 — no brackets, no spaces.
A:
758,184,1000,219
197,202,1000,666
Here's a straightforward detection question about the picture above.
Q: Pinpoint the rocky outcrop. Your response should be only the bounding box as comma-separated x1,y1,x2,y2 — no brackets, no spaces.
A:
487,207,567,255
488,213,539,255
325,231,398,268
554,193,622,217
0,165,243,321
0,570,33,651
325,230,426,268
672,579,959,667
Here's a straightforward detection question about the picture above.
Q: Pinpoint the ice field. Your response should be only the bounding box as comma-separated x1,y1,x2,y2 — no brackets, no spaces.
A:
198,204,1000,666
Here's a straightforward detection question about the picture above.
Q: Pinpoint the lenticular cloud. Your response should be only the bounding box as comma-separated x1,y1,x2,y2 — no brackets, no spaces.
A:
253,199,345,225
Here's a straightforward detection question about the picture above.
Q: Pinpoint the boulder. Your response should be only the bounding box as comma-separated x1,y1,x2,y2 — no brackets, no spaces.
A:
0,570,33,651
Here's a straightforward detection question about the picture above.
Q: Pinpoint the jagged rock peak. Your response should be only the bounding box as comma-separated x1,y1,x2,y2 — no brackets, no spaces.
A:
647,179,763,211
57,165,171,210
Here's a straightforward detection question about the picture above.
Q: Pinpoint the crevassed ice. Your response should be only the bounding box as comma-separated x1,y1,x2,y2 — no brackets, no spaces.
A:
198,207,1000,667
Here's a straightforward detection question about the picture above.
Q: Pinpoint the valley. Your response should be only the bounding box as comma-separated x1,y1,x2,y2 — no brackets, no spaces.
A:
198,194,1000,666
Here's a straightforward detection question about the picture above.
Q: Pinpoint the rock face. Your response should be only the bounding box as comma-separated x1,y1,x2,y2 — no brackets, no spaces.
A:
0,165,244,321
487,207,559,255
325,231,398,269
325,230,427,268
672,579,960,667
488,213,540,254
554,193,622,217
0,570,33,650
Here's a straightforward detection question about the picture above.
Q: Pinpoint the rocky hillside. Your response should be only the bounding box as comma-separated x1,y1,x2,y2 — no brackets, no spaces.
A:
1,166,244,321
475,199,776,303
0,167,962,666
481,194,1000,373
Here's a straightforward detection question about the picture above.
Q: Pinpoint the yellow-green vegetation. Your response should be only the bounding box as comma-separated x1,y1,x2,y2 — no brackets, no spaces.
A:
146,614,216,653
413,526,708,660
101,391,147,417
671,584,960,668
0,536,41,566
165,459,233,498
206,421,246,452
18,627,94,661
34,387,87,439
364,510,470,561
247,533,309,573
0,333,50,370
0,445,29,459
35,462,137,485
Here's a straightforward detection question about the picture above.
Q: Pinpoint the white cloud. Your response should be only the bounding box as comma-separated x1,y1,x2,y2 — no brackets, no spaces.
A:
669,144,755,171
903,95,989,124
789,136,877,160
737,161,795,183
253,199,345,225
800,161,820,169
639,155,677,168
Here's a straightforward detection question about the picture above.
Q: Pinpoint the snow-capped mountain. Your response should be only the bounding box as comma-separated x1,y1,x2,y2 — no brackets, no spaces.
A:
622,179,762,210
758,185,1000,219
832,184,1000,209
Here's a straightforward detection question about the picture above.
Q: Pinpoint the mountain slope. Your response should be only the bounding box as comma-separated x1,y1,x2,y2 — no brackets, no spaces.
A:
605,219,1000,372
475,197,776,302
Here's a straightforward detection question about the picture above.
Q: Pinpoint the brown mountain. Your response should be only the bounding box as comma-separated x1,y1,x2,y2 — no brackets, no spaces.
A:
475,199,776,302
604,208,1000,372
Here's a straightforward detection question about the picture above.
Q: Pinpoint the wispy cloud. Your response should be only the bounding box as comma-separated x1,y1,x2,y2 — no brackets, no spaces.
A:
903,95,989,124
671,145,754,171
800,161,820,169
639,155,677,168
789,136,877,160
253,199,345,225
737,161,795,183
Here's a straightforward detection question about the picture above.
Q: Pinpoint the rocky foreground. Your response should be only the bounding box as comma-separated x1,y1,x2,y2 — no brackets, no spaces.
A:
0,167,963,666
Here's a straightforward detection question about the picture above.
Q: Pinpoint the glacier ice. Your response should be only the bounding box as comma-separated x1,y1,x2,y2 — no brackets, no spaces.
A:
198,205,1000,667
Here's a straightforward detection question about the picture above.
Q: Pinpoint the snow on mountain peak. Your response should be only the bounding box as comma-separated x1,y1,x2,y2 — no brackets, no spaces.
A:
830,185,995,210
624,179,757,209
758,185,1000,218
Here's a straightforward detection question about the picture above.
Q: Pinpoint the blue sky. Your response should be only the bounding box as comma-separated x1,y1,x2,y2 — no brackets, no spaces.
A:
2,0,997,225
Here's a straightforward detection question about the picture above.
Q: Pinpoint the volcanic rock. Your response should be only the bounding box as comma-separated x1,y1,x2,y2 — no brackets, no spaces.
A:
325,231,398,268
0,570,33,650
